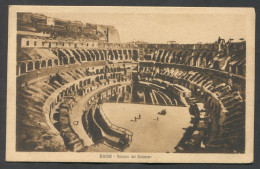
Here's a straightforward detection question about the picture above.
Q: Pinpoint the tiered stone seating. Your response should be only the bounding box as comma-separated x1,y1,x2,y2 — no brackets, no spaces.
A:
17,81,66,151
17,57,131,151
143,44,245,77
59,99,84,151
137,64,245,152
16,12,246,153
174,102,211,152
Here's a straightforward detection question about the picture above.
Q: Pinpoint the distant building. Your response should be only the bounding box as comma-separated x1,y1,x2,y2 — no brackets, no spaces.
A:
167,41,177,45
107,26,120,43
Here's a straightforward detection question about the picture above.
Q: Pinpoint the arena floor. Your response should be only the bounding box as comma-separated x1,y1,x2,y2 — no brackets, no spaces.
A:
87,103,191,153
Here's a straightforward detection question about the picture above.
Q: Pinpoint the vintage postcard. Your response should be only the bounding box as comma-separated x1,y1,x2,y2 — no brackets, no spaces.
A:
6,6,255,163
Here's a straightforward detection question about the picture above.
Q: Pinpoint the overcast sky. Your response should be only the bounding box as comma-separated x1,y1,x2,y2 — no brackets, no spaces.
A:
43,12,246,44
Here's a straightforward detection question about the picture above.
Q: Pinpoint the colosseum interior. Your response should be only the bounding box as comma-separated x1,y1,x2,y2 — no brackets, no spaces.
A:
16,12,246,153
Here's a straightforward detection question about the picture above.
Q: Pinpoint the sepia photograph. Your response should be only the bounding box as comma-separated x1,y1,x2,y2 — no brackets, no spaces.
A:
6,6,255,163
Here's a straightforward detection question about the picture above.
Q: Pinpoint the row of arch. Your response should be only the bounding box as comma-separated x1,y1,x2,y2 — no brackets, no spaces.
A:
147,50,215,66
17,58,125,77
17,58,59,76
139,64,243,116
52,49,139,64
17,58,126,80
48,73,130,113
138,65,234,129
145,49,245,76
17,49,138,76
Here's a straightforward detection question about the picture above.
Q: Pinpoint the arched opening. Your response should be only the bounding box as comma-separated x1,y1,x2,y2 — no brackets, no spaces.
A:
20,62,26,74
114,51,118,60
26,41,29,46
101,55,104,60
70,57,75,64
95,76,100,82
126,85,131,92
79,81,83,87
54,59,58,66
110,55,114,60
48,59,52,67
85,52,91,61
96,69,99,74
41,60,46,68
63,57,68,65
35,61,40,69
96,54,99,61
27,61,33,71
82,55,86,61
